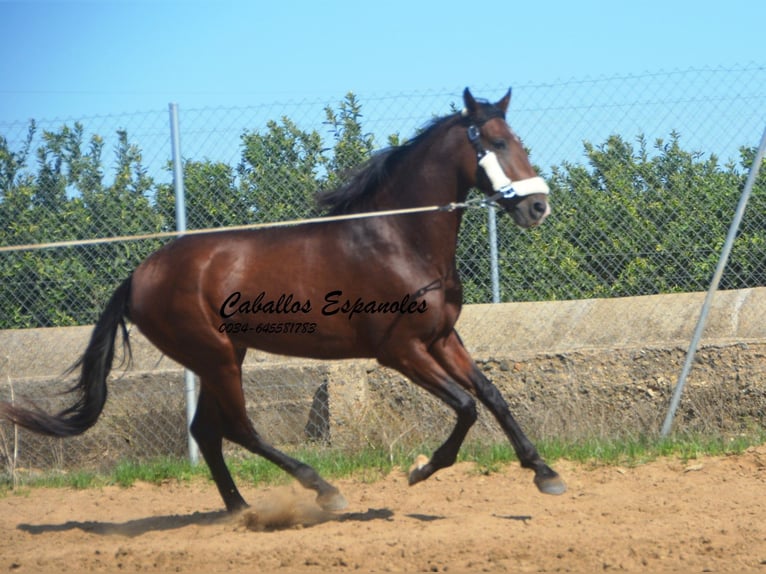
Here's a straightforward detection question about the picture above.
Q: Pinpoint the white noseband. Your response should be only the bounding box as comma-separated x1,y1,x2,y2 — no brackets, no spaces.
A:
478,151,550,200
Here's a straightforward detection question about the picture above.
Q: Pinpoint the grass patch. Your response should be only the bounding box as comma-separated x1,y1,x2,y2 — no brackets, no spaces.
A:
228,445,397,487
1,431,764,493
112,457,198,487
540,430,766,467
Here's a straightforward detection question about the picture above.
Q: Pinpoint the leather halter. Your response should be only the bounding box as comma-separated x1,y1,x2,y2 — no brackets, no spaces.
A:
466,122,550,202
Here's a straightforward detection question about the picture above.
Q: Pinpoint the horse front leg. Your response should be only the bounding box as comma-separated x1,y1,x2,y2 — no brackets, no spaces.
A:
431,330,566,495
472,369,566,494
407,378,477,486
381,344,478,486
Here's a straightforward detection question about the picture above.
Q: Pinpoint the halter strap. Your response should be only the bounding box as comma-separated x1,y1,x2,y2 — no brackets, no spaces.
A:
466,123,550,201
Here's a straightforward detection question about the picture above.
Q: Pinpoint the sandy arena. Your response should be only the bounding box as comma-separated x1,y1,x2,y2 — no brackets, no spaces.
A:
2,446,766,573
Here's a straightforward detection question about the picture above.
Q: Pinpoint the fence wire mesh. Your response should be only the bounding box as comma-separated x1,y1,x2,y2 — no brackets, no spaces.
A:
1,65,765,476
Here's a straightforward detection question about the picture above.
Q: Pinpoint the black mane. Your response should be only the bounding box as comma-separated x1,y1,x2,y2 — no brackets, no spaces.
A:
317,98,506,215
316,114,455,215
317,100,505,215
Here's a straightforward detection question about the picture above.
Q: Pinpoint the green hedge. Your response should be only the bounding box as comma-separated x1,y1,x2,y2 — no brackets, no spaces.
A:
1,100,764,328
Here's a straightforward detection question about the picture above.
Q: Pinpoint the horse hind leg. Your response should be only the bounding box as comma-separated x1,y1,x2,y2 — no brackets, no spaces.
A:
235,429,348,512
191,387,249,513
198,365,347,512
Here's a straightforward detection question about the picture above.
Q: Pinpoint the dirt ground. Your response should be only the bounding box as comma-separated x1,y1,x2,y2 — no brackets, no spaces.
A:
2,446,766,573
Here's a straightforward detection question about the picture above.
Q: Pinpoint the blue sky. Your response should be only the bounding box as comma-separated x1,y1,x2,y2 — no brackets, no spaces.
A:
1,0,764,123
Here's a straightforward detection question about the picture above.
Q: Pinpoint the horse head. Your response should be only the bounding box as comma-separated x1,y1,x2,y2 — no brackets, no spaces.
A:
461,88,550,228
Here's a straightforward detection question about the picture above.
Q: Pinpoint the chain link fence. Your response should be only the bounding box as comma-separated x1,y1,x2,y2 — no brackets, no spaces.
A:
2,65,765,327
1,65,765,477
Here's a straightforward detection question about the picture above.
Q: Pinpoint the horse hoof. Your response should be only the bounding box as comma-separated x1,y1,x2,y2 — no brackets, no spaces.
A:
408,454,430,485
316,489,349,512
225,498,250,514
534,470,567,495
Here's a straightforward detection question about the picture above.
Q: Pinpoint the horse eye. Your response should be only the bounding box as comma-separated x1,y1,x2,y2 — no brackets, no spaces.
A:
492,139,507,150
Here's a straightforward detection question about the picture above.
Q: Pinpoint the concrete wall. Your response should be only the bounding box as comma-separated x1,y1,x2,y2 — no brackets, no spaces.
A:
3,287,764,380
1,287,765,463
457,286,766,357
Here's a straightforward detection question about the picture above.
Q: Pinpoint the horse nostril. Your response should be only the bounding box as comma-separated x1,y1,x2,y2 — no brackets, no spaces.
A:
533,201,547,217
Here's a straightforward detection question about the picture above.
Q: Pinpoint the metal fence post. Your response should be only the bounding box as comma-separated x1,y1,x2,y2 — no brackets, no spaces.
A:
488,206,501,303
660,124,766,437
169,102,200,465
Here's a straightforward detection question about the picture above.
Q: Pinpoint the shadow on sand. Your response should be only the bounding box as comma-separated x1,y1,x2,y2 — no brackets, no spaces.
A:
18,506,395,537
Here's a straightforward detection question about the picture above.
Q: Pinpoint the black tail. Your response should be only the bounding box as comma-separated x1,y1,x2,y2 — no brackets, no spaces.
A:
0,276,133,437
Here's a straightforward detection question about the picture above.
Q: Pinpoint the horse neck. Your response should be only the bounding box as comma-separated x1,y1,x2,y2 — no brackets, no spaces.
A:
369,135,471,266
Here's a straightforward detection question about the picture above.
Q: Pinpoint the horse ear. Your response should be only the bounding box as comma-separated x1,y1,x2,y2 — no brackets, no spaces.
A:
496,88,512,113
463,88,478,115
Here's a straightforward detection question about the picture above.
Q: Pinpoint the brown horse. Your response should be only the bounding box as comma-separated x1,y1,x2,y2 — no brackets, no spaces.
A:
1,88,565,512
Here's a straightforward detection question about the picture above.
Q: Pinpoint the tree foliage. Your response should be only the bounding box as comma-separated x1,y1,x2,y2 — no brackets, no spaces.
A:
1,95,764,328
494,133,766,301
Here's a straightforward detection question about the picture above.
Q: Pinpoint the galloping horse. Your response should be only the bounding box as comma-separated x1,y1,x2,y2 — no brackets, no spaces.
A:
1,88,565,512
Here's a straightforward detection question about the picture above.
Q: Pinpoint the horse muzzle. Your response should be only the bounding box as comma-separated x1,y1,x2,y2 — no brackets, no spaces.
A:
508,193,551,228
